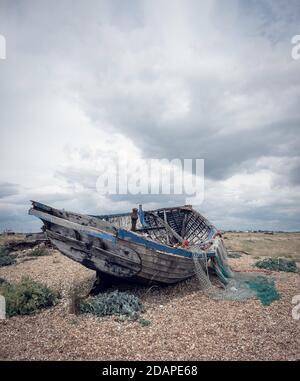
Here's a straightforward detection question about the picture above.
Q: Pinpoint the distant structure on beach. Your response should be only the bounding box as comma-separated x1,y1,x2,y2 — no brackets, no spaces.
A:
2,229,15,236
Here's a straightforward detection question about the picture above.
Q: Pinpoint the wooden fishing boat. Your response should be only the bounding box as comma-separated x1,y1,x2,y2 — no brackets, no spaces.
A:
29,201,227,286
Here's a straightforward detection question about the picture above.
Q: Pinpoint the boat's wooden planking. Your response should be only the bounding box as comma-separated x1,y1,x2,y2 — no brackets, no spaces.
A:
29,201,217,284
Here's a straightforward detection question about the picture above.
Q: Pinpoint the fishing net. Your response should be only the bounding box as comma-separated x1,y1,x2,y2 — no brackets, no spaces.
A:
191,238,281,304
191,238,233,291
192,247,213,292
255,257,298,273
244,276,280,305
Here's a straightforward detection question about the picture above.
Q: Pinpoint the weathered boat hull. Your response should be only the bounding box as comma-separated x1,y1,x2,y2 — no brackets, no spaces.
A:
29,201,218,285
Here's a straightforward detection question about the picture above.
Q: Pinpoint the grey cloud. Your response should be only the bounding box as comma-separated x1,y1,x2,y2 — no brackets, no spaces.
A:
288,166,300,185
0,182,19,198
108,193,187,206
55,168,98,191
0,0,300,231
0,203,41,232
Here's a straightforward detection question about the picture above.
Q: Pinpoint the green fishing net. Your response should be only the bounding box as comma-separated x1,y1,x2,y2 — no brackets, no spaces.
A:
192,239,281,305
244,275,280,306
255,257,298,273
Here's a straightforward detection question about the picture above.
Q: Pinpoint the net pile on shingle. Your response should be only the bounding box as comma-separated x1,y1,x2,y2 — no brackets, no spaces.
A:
191,238,280,304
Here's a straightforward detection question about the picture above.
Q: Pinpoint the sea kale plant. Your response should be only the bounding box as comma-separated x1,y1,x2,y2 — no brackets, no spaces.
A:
80,290,145,321
0,277,59,317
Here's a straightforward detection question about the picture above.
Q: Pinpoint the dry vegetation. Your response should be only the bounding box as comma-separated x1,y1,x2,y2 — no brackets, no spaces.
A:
0,232,299,361
223,232,300,262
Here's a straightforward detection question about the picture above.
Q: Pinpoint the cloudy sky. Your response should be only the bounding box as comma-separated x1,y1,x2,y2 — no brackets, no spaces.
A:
0,0,300,232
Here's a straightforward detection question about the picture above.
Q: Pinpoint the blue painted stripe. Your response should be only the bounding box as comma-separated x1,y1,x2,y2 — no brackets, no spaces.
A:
138,205,146,226
117,228,215,259
87,230,117,243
